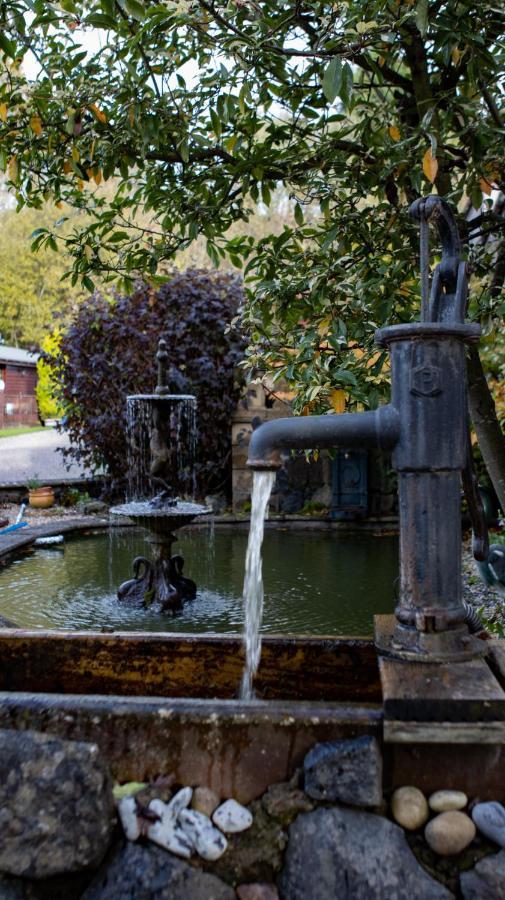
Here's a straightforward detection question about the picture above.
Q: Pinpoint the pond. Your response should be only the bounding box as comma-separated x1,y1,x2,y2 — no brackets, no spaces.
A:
0,526,398,636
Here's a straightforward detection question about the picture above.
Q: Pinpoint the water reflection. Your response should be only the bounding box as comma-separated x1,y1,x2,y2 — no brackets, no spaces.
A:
0,526,398,636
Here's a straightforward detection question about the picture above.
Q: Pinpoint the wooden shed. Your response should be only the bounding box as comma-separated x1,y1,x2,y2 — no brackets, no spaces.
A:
0,345,39,429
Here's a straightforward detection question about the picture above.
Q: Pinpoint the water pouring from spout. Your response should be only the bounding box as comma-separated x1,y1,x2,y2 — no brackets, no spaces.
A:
240,470,276,700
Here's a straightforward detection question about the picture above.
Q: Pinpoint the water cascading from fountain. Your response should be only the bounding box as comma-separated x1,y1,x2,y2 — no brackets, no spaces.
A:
111,338,208,613
240,470,276,699
126,394,197,501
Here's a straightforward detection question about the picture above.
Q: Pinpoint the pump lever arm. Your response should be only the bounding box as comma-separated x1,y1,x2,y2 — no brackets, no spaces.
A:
410,196,467,324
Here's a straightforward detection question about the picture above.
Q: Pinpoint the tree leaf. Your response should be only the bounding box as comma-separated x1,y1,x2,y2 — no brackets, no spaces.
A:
124,0,145,20
88,103,107,124
330,389,346,414
30,116,42,136
0,103,7,122
322,57,342,104
422,148,438,183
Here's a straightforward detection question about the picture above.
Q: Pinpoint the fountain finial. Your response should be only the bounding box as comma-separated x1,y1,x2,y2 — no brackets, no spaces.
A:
155,338,170,396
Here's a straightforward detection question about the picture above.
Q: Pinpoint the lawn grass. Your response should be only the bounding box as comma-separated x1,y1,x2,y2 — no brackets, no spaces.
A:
0,425,46,439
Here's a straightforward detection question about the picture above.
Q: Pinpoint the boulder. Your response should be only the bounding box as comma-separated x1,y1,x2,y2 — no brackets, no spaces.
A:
279,807,453,899
82,842,234,900
460,850,505,899
303,735,382,807
0,729,115,879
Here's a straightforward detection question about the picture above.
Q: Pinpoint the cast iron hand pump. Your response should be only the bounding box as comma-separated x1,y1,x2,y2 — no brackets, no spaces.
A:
248,196,487,661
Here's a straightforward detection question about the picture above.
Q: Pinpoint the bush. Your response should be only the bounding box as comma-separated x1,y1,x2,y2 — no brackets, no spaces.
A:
36,331,65,422
45,270,244,496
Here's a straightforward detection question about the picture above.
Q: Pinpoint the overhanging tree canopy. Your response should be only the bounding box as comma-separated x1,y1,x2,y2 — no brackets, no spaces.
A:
0,0,504,500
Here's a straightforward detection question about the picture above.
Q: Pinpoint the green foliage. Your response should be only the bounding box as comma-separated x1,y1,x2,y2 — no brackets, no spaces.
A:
36,330,64,421
0,0,502,416
0,203,83,348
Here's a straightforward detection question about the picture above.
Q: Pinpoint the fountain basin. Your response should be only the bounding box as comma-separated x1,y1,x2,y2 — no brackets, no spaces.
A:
0,628,503,803
110,500,209,536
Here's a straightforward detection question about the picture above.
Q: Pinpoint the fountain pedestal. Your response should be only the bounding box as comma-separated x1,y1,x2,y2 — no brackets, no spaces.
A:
111,500,207,613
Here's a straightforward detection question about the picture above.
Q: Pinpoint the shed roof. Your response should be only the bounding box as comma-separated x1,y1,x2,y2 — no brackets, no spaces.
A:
0,345,39,366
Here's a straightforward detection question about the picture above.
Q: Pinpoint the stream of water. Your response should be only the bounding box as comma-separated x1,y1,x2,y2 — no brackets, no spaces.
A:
240,471,276,699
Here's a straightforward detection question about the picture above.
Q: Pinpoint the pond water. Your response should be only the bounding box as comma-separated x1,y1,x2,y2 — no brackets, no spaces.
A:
0,526,398,636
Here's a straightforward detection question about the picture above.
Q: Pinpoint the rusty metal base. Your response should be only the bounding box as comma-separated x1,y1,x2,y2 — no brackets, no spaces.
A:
374,614,486,663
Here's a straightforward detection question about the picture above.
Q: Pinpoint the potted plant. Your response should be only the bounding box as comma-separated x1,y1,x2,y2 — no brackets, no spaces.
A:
27,476,55,509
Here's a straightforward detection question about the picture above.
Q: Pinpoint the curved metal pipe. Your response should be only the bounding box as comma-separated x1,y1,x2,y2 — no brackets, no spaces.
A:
247,404,400,470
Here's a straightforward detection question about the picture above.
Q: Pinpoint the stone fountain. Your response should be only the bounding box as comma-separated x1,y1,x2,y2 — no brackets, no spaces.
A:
110,339,208,614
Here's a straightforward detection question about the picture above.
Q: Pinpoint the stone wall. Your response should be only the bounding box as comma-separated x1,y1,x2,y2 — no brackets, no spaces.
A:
232,383,398,519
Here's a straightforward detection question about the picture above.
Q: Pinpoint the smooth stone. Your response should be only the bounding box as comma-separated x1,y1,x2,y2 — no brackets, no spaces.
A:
192,786,220,818
167,786,193,817
82,842,235,900
147,799,193,859
236,884,279,900
472,801,505,848
179,809,228,861
117,797,140,842
279,807,452,899
460,849,505,898
425,811,476,856
0,728,115,879
303,735,382,807
391,786,429,830
429,790,468,813
212,799,253,834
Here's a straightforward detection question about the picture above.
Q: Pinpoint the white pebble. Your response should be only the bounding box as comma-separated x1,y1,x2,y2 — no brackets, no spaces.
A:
212,799,253,834
429,790,467,813
117,796,140,841
179,809,228,861
146,796,194,858
167,786,193,816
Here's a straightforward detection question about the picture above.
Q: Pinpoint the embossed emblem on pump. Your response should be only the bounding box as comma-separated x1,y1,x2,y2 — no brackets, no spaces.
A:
410,364,442,397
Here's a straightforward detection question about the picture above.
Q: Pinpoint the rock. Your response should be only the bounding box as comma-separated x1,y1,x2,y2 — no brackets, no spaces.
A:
429,790,468,813
82,842,235,900
147,799,193,859
425,811,476,856
0,728,114,879
192,786,220,818
472,801,505,848
213,800,253,834
391,786,429,830
236,884,279,900
76,500,109,516
279,807,452,899
167,786,193,816
460,849,505,898
303,735,382,807
194,799,287,886
261,780,314,826
117,797,140,842
179,809,228,861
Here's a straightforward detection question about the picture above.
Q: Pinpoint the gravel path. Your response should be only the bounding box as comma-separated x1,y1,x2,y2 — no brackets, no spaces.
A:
0,429,90,484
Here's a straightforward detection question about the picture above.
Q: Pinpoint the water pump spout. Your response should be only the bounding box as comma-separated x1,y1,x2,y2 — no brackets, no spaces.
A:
246,404,400,470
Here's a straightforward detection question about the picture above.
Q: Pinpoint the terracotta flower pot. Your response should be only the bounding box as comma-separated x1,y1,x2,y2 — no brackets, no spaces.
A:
28,487,55,509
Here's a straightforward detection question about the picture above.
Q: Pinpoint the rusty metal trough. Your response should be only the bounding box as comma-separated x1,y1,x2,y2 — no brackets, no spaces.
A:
0,626,503,804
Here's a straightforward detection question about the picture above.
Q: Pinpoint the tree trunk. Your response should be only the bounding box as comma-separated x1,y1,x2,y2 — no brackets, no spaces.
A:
467,345,505,514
